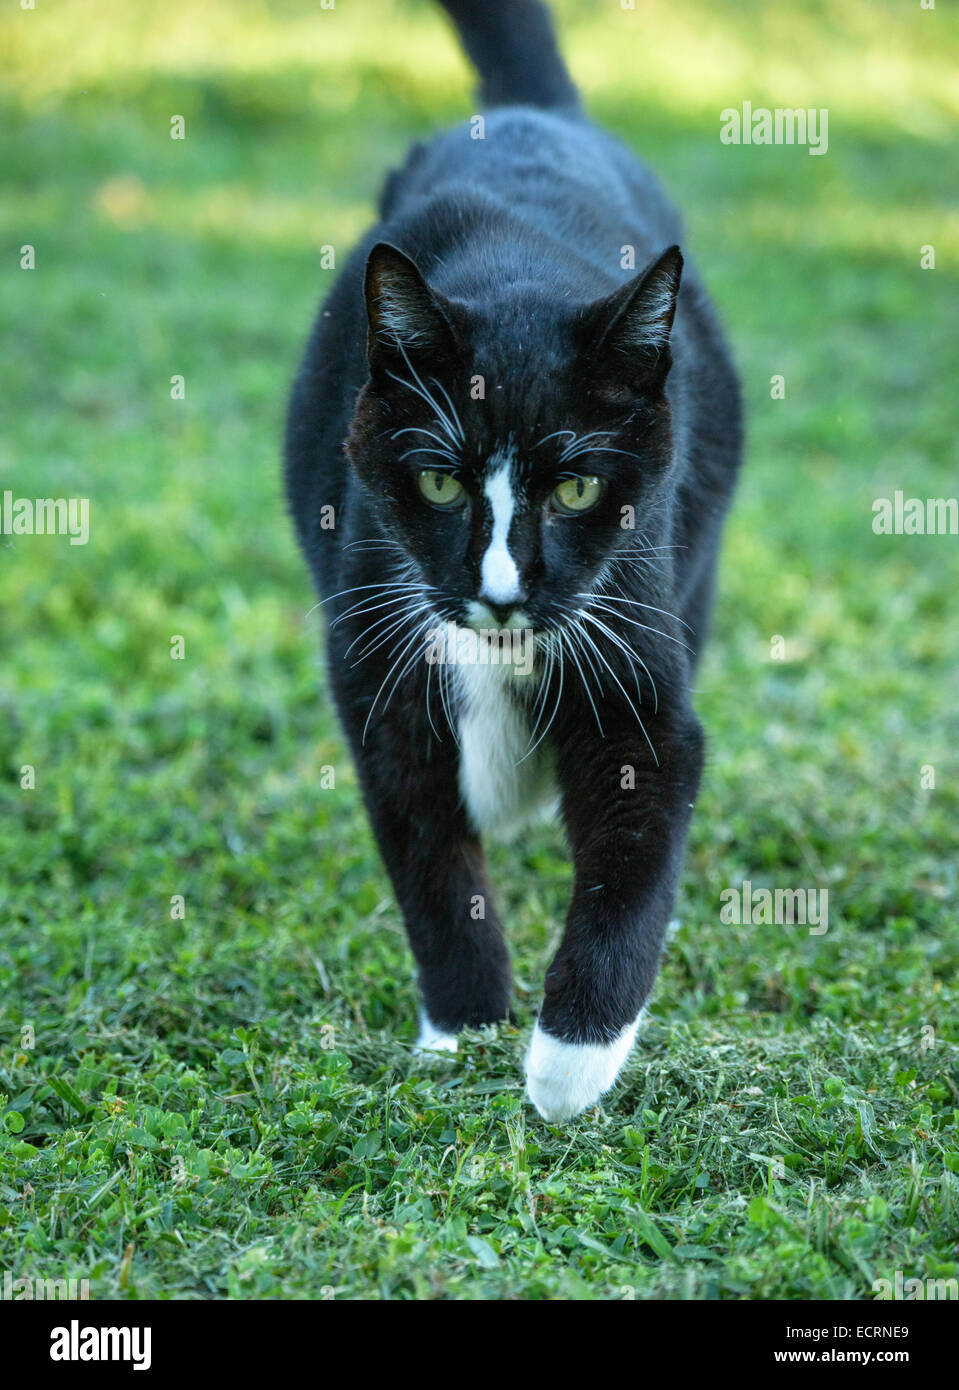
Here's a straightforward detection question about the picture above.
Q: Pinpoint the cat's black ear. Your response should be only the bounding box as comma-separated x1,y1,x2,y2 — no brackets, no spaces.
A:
581,245,683,394
364,242,459,368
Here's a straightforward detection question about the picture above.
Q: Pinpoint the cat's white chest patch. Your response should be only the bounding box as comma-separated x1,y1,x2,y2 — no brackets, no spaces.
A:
456,659,555,836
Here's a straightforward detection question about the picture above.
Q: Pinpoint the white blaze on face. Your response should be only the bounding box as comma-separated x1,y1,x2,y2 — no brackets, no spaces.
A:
480,457,521,606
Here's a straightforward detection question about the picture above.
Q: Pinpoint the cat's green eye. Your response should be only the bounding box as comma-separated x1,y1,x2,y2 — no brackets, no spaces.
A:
417,470,467,511
552,475,604,515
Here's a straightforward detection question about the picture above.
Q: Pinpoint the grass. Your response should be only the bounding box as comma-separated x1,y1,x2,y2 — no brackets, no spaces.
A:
1,0,957,1300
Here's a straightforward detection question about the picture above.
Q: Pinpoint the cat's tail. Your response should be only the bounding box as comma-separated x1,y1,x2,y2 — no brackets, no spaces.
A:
437,0,580,111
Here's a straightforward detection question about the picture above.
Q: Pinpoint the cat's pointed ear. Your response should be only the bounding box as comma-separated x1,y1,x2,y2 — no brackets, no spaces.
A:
580,245,683,394
364,242,459,368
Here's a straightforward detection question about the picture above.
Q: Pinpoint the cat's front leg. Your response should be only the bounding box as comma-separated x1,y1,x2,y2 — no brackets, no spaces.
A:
340,704,513,1048
525,712,704,1122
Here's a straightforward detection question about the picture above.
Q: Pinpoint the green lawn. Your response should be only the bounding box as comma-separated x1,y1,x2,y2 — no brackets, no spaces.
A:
1,0,957,1300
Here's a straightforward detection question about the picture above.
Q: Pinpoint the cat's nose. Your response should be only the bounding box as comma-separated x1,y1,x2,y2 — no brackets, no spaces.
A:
483,598,517,625
477,583,528,625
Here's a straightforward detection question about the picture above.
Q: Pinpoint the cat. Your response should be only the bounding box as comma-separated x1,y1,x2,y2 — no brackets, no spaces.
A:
285,0,742,1122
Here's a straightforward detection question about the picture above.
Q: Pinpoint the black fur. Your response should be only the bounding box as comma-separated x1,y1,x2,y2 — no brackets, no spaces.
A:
285,1,742,1082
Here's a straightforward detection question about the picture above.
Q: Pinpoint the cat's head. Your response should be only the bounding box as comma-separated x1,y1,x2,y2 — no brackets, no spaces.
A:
345,240,683,634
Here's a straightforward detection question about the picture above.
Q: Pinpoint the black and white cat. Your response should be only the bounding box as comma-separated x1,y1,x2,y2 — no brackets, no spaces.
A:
285,0,742,1121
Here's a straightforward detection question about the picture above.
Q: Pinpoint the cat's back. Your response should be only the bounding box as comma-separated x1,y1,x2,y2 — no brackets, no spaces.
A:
382,106,682,258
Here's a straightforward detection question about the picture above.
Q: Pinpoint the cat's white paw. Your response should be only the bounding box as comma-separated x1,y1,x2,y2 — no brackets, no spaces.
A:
525,1018,640,1122
414,1012,458,1055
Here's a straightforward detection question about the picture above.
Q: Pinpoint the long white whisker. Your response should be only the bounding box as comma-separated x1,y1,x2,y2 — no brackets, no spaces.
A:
397,448,459,467
618,544,688,556
428,376,465,445
329,585,429,628
320,580,423,607
386,370,459,448
578,609,658,716
347,600,433,663
522,638,556,754
424,645,444,743
532,429,577,451
382,618,434,715
563,618,607,735
341,536,407,553
568,446,646,464
341,594,428,658
340,543,405,556
439,660,460,748
518,633,564,763
362,620,432,744
346,607,413,662
390,426,457,450
575,614,659,767
584,599,693,654
581,590,694,634
558,431,610,460
387,340,461,448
